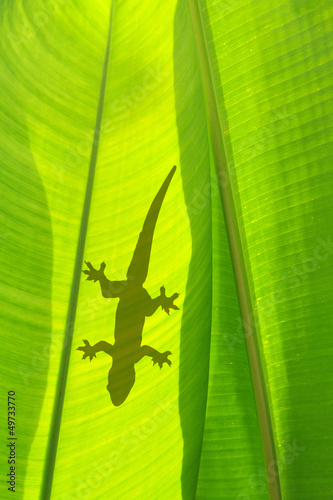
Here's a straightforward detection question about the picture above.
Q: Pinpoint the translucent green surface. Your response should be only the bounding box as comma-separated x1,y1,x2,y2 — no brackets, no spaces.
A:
0,1,332,499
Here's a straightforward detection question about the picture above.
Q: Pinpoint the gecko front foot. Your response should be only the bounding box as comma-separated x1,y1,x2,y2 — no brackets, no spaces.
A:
77,339,97,361
152,350,172,369
160,286,180,315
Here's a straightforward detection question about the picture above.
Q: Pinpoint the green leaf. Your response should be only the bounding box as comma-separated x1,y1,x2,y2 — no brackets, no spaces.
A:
192,1,333,499
0,1,332,499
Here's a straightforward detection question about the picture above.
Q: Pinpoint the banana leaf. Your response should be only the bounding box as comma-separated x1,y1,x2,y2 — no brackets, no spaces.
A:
0,0,332,499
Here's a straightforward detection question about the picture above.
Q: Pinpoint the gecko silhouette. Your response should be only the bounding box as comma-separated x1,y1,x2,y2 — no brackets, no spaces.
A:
77,166,179,406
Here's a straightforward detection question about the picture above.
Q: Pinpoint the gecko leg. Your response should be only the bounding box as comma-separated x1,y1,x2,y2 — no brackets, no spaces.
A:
77,340,114,361
145,286,180,317
159,286,179,315
82,261,126,298
135,345,172,369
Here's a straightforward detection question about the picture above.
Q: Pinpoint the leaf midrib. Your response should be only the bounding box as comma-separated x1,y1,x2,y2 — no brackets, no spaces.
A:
39,2,115,498
185,1,282,499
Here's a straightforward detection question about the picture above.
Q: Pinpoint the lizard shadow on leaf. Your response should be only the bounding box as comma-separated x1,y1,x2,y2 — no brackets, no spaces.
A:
78,166,179,406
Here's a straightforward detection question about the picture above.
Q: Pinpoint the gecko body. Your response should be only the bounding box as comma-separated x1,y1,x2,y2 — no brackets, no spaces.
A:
77,166,179,406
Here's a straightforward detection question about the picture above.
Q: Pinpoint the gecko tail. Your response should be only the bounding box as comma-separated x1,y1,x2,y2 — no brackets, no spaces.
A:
126,166,177,284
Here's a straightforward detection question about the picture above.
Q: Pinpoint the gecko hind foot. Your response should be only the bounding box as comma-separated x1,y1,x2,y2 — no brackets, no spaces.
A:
77,339,97,361
82,261,106,282
160,286,180,315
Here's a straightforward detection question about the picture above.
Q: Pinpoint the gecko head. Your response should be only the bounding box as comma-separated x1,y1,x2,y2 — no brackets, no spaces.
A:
107,363,135,406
